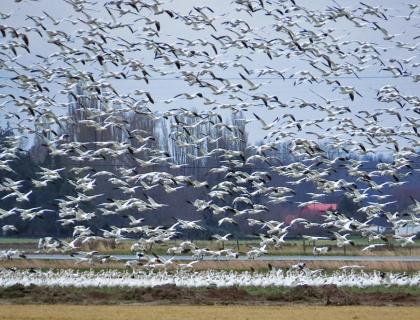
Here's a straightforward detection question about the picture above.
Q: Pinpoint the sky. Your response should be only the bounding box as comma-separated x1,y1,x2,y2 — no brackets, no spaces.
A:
0,0,419,148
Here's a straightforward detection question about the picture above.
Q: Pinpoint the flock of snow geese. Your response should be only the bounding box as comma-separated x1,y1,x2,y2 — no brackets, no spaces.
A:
0,0,420,277
0,268,419,289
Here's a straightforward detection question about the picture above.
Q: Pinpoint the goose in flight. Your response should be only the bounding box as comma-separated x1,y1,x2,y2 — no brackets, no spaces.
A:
252,113,279,130
334,85,363,101
211,233,232,243
175,219,205,231
313,246,330,255
394,234,416,247
361,243,386,252
332,232,355,247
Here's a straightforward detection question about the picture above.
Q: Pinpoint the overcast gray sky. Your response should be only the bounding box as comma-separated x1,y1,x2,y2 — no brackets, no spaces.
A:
0,0,419,148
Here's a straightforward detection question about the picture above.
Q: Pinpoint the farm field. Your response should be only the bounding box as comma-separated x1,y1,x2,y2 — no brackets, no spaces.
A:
0,305,419,320
1,258,420,272
2,237,420,256
0,284,419,306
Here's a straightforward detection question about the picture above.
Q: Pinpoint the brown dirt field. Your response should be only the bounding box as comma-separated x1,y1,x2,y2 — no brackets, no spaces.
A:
0,305,419,320
0,284,418,306
1,258,420,271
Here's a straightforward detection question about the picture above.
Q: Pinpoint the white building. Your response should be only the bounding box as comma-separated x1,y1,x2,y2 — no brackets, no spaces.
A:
395,224,420,237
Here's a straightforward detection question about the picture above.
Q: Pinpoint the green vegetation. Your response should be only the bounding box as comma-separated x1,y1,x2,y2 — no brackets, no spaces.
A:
242,285,420,297
1,237,420,258
342,285,420,296
0,237,40,244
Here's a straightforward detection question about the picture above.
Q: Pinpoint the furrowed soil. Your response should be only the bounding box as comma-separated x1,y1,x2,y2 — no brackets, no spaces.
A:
0,305,419,320
0,284,419,306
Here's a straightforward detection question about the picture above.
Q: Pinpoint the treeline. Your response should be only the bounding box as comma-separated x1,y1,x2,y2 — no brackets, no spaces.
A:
0,86,418,238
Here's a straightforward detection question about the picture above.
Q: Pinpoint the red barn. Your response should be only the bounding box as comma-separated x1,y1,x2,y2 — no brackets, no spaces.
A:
284,203,337,225
302,203,337,214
